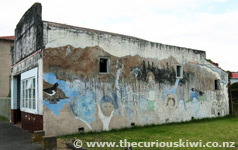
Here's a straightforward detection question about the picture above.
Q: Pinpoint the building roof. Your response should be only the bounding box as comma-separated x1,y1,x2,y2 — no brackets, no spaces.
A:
0,36,14,41
232,73,238,79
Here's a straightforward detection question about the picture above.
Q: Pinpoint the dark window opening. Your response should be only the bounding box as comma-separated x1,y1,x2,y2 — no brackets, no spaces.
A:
131,122,135,127
215,80,220,90
176,65,183,78
78,127,84,133
99,58,109,73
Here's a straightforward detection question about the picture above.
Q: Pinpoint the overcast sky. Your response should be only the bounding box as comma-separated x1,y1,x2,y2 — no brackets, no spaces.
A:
1,0,238,71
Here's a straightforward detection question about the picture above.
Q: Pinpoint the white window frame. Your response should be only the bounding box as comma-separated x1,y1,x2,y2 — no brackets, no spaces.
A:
21,67,38,114
99,57,110,74
176,65,183,78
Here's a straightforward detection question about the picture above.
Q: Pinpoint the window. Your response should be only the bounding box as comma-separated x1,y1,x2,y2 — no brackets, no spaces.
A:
99,57,110,73
21,67,37,113
21,77,36,109
176,65,183,78
215,80,220,90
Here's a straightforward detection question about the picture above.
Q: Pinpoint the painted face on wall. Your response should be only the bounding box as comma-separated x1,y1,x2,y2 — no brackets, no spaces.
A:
101,102,114,117
70,91,96,123
100,95,118,117
166,93,176,109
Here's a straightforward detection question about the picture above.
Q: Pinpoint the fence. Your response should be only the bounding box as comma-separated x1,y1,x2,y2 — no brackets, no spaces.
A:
0,97,11,121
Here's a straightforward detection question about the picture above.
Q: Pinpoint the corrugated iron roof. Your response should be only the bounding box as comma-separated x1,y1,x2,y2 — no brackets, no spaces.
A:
232,73,238,79
0,36,14,40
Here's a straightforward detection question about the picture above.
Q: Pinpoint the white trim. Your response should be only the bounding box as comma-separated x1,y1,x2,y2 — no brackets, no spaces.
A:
20,67,38,114
11,76,18,109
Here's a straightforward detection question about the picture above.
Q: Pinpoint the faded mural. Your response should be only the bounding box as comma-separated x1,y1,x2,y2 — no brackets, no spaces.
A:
43,45,229,135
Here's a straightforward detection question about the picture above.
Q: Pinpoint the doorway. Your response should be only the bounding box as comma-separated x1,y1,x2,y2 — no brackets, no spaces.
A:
12,75,21,124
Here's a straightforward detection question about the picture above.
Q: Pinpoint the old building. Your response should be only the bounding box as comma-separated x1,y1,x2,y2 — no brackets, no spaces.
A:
230,72,238,84
0,36,14,97
11,3,229,136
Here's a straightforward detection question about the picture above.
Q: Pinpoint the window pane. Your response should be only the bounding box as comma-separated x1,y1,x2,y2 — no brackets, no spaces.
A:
33,89,35,109
27,78,32,89
33,98,35,109
21,77,36,110
29,89,31,109
26,88,28,108
33,78,35,89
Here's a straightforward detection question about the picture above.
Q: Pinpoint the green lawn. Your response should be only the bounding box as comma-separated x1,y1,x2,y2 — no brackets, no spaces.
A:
0,115,9,122
59,116,238,150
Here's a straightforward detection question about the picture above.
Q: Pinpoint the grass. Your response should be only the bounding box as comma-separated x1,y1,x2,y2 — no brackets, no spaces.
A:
59,116,238,150
0,115,9,122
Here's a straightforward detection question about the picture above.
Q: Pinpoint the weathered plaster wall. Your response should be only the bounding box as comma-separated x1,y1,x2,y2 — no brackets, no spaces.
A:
0,40,13,97
43,22,206,65
42,43,229,136
11,3,44,116
13,3,43,65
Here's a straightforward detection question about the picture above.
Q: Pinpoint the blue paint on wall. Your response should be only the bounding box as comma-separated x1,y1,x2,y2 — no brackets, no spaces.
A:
138,96,148,114
43,73,71,115
190,90,199,101
70,90,96,123
164,78,180,100
43,99,70,115
100,93,119,110
43,73,96,123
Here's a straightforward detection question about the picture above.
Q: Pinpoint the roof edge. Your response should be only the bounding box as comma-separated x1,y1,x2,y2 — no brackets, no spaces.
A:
43,20,206,54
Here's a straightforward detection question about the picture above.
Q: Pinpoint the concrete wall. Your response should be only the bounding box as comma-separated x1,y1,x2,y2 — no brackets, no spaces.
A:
42,22,229,136
11,3,43,114
0,98,11,120
11,3,44,133
13,3,43,65
0,40,13,97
